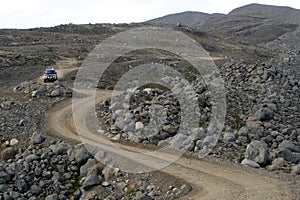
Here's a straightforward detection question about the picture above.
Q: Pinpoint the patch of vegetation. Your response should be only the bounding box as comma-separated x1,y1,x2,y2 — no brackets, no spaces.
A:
125,188,135,196
67,176,81,198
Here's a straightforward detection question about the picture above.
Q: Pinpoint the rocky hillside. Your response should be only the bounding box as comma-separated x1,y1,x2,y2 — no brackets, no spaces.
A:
0,133,190,199
96,52,300,171
0,3,300,199
148,4,300,45
147,11,222,27
229,3,300,24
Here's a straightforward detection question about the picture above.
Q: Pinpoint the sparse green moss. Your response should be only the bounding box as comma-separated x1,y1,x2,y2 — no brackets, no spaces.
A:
125,189,135,196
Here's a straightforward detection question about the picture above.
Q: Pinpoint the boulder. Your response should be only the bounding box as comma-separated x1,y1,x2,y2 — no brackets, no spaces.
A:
75,145,91,166
254,107,274,121
0,184,8,193
278,140,300,163
246,121,264,140
45,194,58,200
50,142,72,155
267,158,285,171
50,90,60,97
25,154,39,162
278,149,300,163
73,189,82,200
0,147,15,161
31,132,46,144
245,140,269,165
80,158,97,177
82,172,100,191
278,140,300,153
223,132,236,143
15,179,28,193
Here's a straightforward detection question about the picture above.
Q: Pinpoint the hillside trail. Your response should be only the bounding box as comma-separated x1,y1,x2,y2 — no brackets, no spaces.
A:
40,57,299,200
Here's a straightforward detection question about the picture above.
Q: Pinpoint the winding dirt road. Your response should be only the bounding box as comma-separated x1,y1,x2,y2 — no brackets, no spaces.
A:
43,84,299,200
39,58,300,199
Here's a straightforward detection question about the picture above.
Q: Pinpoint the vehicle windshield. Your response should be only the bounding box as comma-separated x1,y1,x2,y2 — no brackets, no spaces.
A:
45,69,56,74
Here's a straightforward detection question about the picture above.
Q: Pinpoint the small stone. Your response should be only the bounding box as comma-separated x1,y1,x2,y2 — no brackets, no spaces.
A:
146,184,155,191
73,189,82,200
135,121,144,130
134,191,152,200
10,191,21,199
30,185,41,195
291,164,300,175
112,134,121,141
25,154,39,162
45,194,58,200
50,90,61,97
9,138,18,146
102,181,110,187
223,132,236,143
0,184,8,193
238,127,248,136
15,179,28,193
163,125,177,135
241,159,260,168
32,90,39,97
34,167,42,176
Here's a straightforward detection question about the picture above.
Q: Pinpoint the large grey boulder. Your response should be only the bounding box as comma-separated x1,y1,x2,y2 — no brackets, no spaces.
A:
267,157,285,171
254,107,274,121
223,132,236,143
0,147,15,161
50,142,72,155
278,140,300,163
278,140,300,153
25,154,39,162
246,121,264,140
80,159,97,177
82,172,100,191
75,145,91,166
31,132,45,144
0,184,8,193
245,140,269,165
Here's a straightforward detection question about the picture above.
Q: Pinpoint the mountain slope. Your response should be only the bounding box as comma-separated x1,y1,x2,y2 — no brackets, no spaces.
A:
147,4,300,45
229,3,300,24
147,11,222,26
201,4,300,44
